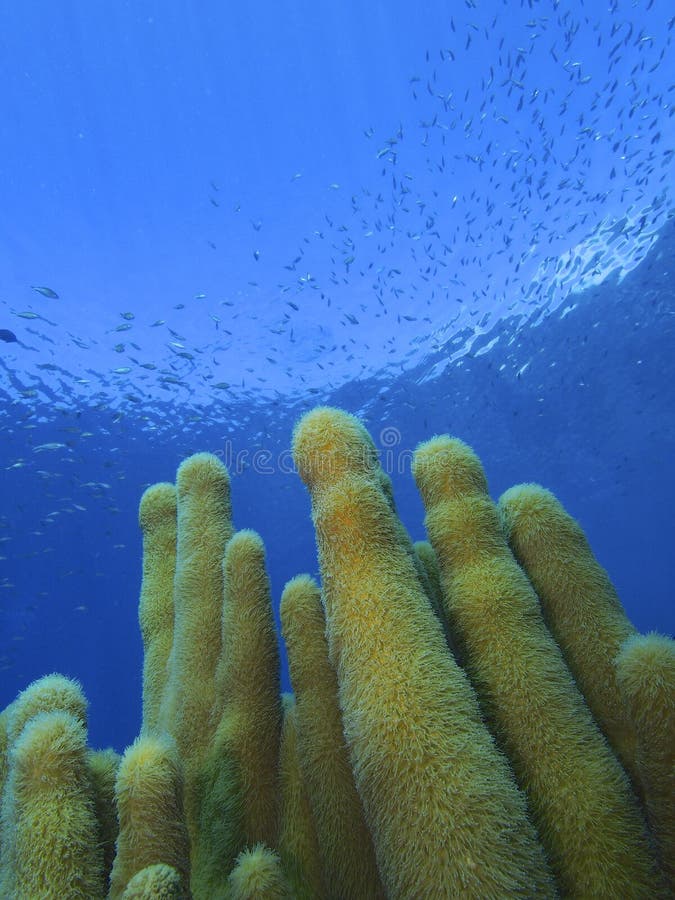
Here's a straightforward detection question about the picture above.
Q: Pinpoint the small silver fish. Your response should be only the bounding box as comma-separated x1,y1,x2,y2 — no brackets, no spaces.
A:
33,442,68,452
31,285,59,299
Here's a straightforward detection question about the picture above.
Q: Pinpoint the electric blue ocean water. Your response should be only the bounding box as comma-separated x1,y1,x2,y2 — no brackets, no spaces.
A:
0,1,673,752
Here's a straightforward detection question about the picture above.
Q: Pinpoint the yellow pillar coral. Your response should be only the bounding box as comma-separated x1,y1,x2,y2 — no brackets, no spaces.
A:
498,483,640,785
192,529,282,895
4,671,88,744
138,482,177,735
0,671,91,865
137,457,282,897
138,453,237,893
615,633,675,890
0,676,104,898
413,436,664,898
292,406,555,899
280,574,384,899
88,747,121,886
159,453,234,780
108,734,190,899
228,844,290,899
277,693,326,899
214,529,282,852
122,863,185,898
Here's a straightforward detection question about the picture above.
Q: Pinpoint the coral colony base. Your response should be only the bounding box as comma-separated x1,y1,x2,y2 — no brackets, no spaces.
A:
0,407,672,900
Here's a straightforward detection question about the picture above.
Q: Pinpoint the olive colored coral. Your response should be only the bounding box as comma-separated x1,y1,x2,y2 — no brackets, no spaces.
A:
413,436,665,898
0,407,671,899
292,407,556,899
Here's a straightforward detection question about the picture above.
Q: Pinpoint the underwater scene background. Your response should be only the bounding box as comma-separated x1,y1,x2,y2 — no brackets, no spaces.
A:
0,0,673,758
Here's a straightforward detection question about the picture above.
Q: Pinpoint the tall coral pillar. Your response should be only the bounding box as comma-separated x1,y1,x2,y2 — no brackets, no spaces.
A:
414,436,665,898
293,406,555,899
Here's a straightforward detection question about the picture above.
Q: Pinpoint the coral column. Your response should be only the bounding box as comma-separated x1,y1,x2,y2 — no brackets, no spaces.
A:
292,406,555,899
413,436,665,898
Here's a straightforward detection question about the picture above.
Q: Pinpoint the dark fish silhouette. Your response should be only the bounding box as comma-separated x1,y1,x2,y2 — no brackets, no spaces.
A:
0,329,18,343
31,285,59,299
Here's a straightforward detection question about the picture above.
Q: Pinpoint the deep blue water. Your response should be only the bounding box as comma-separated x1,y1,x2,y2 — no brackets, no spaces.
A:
1,0,673,751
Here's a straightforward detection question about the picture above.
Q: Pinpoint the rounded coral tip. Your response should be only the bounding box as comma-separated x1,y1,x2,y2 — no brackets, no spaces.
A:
139,482,176,532
498,484,560,543
176,452,230,498
412,435,487,506
292,406,378,490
